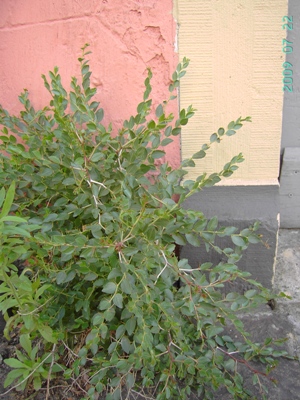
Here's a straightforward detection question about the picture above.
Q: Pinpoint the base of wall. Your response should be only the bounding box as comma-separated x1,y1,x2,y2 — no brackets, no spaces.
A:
279,147,300,228
181,185,279,290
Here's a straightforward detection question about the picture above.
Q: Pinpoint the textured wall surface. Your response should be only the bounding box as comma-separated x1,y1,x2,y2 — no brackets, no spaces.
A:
176,0,287,184
0,0,180,167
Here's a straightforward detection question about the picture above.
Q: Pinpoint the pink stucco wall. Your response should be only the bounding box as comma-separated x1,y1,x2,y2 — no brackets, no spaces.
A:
0,0,180,167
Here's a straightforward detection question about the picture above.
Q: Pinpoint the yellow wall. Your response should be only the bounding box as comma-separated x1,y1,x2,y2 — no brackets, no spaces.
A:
175,0,287,185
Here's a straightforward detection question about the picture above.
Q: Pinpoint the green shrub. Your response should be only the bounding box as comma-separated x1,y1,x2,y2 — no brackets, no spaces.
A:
0,44,288,399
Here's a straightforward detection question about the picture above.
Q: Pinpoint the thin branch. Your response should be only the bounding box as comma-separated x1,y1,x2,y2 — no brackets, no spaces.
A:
154,251,171,285
216,347,274,380
61,340,94,362
45,343,57,400
18,296,54,316
69,376,89,396
90,179,108,189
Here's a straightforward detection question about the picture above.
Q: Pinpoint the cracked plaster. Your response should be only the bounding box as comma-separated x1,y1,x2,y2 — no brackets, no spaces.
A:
0,0,180,168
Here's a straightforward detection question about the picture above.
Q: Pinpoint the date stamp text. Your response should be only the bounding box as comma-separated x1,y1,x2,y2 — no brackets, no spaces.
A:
282,16,293,92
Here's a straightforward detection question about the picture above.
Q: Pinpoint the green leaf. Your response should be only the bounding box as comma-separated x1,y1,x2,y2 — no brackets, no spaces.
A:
62,177,76,186
172,127,181,136
108,269,122,280
248,234,261,244
108,342,117,354
4,226,31,238
0,187,5,208
172,233,187,246
253,221,260,231
231,235,247,247
224,359,236,371
0,216,27,223
161,138,173,146
48,155,61,164
102,282,117,294
166,387,171,399
52,235,66,244
99,299,111,310
222,335,234,343
252,374,259,385
164,126,172,137
0,182,15,219
19,334,32,356
91,152,104,162
126,373,135,389
60,247,75,262
223,226,238,235
206,326,224,339
56,271,67,285
244,289,257,299
83,272,98,281
226,293,238,301
95,108,104,122
4,368,27,388
199,262,212,271
38,325,57,343
234,123,243,130
116,359,129,372
44,213,58,222
155,104,164,118
92,313,103,325
125,317,136,336
226,129,236,136
207,216,218,231
145,226,156,240
228,120,235,129
116,325,126,340
151,150,165,159
33,375,42,391
210,133,218,143
4,358,28,369
185,233,201,247
156,344,167,352
120,277,133,294
192,150,206,159
148,120,156,129
180,118,188,125
113,293,123,308
121,336,132,354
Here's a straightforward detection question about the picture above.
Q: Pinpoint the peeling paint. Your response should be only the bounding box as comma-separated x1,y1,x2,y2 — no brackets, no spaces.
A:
0,0,180,168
